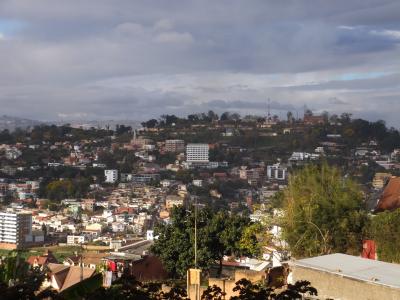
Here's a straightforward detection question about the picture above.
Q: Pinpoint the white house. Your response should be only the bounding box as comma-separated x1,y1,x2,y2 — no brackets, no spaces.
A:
104,169,118,183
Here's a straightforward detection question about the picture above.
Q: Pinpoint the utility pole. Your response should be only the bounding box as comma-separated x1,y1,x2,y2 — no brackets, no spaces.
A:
80,242,83,282
194,197,197,269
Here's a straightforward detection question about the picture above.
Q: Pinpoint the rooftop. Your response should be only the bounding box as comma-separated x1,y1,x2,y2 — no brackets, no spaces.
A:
375,176,400,211
292,253,400,289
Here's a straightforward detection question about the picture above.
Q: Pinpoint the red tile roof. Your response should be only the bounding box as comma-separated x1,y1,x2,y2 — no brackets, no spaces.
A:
375,177,400,212
26,250,58,266
47,263,96,291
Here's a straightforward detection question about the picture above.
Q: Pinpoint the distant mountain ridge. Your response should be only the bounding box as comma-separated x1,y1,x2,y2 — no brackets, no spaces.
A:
0,115,142,131
52,119,142,130
0,115,44,131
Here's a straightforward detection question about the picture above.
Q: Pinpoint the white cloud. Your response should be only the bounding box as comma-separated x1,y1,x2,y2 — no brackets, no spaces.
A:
57,112,88,119
153,19,174,31
0,33,4,40
370,29,400,40
338,25,355,30
0,0,400,125
114,22,144,36
153,31,194,44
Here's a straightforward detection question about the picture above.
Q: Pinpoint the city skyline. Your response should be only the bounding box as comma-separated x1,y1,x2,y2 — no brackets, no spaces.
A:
0,1,399,126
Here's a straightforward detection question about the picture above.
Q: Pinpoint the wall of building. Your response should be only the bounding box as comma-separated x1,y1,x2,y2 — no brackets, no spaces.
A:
292,266,400,300
0,242,17,250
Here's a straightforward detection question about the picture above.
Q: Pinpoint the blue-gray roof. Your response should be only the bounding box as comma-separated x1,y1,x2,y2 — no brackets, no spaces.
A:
292,253,400,289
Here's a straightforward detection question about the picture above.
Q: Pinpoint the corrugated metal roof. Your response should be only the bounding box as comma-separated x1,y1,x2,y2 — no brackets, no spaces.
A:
292,253,400,289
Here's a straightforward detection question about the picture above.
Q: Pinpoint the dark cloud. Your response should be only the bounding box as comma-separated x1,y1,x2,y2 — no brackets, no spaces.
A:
0,0,399,126
205,100,295,111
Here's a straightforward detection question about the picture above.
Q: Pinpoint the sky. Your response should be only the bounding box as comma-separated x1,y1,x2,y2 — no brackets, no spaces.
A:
0,0,399,126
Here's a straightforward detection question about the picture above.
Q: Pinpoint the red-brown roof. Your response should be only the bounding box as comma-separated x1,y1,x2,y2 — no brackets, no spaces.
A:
375,177,400,212
47,263,96,291
27,250,58,266
131,256,168,281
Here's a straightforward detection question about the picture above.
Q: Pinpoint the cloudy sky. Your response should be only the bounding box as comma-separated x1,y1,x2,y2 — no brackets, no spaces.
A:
0,1,399,125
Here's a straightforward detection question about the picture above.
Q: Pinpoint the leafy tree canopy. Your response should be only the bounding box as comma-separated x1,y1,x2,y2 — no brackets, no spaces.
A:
282,163,368,258
151,206,252,278
369,209,400,263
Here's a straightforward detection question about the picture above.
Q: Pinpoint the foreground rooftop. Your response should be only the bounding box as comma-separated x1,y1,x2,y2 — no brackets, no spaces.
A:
292,253,400,289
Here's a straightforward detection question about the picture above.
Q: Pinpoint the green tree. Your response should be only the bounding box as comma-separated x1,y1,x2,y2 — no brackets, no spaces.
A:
282,163,368,258
201,285,226,300
230,278,317,300
369,209,400,263
0,253,57,300
238,222,272,258
151,207,250,278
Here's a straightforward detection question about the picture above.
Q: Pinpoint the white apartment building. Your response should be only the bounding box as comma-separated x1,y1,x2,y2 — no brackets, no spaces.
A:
186,143,209,162
267,164,287,181
104,169,118,183
0,211,32,249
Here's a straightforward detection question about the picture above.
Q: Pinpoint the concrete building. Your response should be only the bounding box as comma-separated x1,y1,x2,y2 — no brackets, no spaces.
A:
267,163,287,181
372,172,392,189
165,195,185,210
165,139,185,153
67,235,86,245
291,253,400,300
186,144,209,163
0,211,33,249
104,169,118,183
82,199,95,212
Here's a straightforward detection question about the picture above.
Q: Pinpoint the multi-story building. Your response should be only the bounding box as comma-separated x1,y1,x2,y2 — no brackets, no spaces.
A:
104,169,118,183
0,211,33,249
267,163,287,181
186,144,209,163
165,195,185,210
165,139,185,153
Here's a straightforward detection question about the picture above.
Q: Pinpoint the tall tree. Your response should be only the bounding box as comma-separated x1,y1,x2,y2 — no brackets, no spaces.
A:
286,111,293,123
282,163,368,258
369,209,400,263
151,207,250,278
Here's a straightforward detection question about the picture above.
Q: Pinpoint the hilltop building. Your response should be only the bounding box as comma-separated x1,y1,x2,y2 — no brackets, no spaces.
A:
165,139,185,153
186,144,209,163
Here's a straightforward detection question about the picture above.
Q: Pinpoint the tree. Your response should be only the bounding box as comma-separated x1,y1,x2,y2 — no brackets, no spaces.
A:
230,279,317,300
86,274,317,300
286,112,293,124
207,110,219,122
231,113,241,122
115,124,132,135
208,211,249,275
0,253,57,300
321,111,329,123
369,209,400,263
282,163,368,258
141,119,158,128
45,178,90,201
151,207,250,278
304,109,313,117
161,115,179,126
188,114,200,123
175,169,193,184
201,285,226,300
220,112,231,121
340,113,352,124
238,222,272,258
